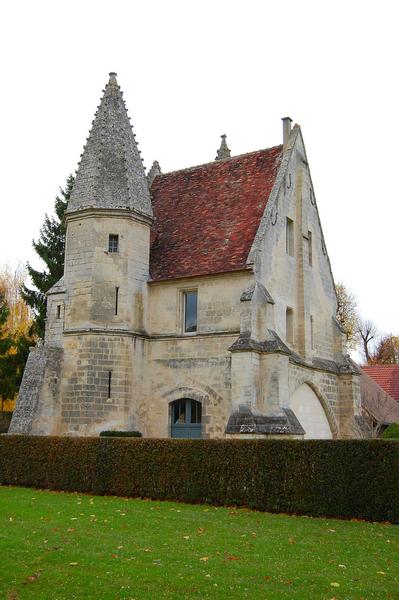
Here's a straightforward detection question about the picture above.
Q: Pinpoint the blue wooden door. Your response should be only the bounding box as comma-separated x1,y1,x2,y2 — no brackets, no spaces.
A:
171,399,202,439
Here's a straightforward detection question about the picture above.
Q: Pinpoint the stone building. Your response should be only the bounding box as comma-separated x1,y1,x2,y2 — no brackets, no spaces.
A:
10,73,362,439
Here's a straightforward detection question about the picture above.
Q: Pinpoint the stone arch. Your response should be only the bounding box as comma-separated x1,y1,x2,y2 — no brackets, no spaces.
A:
161,386,210,439
289,381,338,439
160,383,228,439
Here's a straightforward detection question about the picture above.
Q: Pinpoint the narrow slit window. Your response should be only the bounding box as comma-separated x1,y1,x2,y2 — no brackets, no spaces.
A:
286,218,294,256
56,305,61,319
184,291,198,333
310,315,314,349
108,234,119,253
308,231,313,266
115,287,119,316
286,307,294,344
108,371,112,399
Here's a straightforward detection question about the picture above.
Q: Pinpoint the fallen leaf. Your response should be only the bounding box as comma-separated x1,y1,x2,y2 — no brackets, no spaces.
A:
289,537,296,544
69,562,78,567
23,573,40,584
330,582,340,587
183,536,190,540
200,556,209,561
377,571,386,575
226,555,240,561
338,564,346,569
197,528,204,534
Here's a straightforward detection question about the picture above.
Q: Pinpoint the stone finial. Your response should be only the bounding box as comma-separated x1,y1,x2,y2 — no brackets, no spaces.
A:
147,160,162,187
215,134,231,160
108,72,118,84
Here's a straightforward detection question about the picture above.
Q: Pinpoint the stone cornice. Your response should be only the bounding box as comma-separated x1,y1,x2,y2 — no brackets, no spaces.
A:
62,327,239,341
65,207,153,227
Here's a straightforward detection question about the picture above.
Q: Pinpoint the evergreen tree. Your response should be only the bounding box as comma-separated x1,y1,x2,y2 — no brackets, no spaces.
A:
22,175,74,338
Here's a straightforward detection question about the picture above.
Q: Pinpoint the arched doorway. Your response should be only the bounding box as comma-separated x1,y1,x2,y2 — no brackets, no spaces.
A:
170,398,202,439
290,383,333,439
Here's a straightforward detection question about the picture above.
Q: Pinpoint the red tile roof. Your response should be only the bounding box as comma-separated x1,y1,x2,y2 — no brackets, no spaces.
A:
362,365,399,401
149,146,283,281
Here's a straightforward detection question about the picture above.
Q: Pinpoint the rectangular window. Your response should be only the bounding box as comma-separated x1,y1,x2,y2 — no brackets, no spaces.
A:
115,287,119,316
108,234,119,253
56,305,61,319
286,218,294,256
286,307,294,344
308,231,313,266
184,291,198,333
108,371,112,399
310,315,314,349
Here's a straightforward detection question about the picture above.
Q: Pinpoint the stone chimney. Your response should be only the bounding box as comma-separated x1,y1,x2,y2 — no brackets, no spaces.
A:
282,117,293,149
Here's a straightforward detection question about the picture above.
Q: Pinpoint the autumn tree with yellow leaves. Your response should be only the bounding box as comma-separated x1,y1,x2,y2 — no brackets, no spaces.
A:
0,266,34,411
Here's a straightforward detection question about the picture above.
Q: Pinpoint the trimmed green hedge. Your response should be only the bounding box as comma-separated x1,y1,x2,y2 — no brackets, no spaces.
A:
100,430,142,437
0,437,398,522
381,423,399,439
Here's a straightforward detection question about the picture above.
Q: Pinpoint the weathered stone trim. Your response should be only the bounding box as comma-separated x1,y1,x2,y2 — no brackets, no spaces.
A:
225,405,305,436
148,267,252,285
247,126,300,267
62,328,240,341
65,207,153,227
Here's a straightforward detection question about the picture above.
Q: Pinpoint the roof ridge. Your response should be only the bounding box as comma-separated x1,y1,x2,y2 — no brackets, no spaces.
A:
154,144,283,179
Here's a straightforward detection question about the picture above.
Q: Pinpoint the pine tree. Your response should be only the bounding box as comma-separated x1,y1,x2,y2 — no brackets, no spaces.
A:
22,175,74,338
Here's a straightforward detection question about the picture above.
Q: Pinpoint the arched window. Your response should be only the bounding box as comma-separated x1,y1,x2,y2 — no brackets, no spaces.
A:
170,398,202,439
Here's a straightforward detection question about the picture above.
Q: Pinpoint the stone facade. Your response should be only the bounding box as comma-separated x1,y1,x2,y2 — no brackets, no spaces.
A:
10,74,362,439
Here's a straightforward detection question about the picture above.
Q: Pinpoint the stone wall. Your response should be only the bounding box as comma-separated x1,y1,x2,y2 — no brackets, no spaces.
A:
58,333,134,435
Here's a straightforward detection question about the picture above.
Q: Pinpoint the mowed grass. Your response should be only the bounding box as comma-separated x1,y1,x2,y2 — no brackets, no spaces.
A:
0,487,398,600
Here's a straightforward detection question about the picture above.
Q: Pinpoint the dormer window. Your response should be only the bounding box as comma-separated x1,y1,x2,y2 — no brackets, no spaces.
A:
108,234,119,253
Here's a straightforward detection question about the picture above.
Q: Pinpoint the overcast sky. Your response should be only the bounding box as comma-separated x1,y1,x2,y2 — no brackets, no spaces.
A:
1,0,398,335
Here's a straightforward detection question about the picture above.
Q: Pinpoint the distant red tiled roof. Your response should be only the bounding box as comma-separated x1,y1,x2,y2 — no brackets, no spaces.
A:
362,365,399,401
149,146,283,281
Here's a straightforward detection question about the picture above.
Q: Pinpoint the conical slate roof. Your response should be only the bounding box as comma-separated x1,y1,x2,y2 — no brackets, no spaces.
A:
67,73,152,217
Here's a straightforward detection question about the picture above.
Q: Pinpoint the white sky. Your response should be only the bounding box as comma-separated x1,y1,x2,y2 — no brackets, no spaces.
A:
1,0,398,335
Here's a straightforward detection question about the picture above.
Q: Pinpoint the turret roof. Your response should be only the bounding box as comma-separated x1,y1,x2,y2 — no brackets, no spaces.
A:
67,73,152,217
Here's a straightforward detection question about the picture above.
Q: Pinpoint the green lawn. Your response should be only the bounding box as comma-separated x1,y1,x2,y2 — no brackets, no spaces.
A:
0,487,397,599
